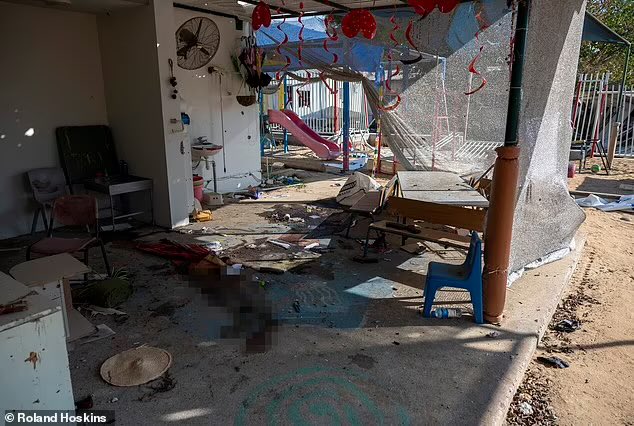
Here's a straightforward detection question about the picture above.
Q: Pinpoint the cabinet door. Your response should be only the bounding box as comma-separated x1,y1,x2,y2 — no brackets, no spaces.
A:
0,310,74,411
165,132,193,228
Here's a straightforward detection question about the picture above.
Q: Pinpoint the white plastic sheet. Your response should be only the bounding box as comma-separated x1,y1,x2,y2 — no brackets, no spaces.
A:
575,194,634,212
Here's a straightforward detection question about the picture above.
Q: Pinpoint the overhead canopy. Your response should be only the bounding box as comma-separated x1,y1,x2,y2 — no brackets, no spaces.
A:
582,12,630,45
175,0,474,21
256,17,385,73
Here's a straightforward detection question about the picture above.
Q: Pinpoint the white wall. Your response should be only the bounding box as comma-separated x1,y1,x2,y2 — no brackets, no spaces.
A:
173,8,262,193
0,1,108,239
98,2,177,228
155,1,194,226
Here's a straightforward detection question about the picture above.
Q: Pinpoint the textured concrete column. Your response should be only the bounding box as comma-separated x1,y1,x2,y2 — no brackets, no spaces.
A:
483,146,521,323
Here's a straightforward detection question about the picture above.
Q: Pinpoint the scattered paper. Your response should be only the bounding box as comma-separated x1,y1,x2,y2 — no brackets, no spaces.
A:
269,240,291,250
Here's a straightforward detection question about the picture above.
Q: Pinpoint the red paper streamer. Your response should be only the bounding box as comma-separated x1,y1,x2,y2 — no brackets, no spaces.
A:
320,14,339,95
275,1,291,80
405,20,418,50
298,2,305,66
465,9,491,96
464,46,487,95
380,12,402,112
379,95,402,112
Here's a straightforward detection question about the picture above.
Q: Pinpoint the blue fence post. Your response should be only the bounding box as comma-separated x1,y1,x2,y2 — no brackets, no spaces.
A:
283,75,289,153
343,81,350,172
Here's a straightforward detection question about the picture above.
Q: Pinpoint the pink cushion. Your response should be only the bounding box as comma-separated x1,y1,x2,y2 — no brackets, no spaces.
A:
30,237,96,255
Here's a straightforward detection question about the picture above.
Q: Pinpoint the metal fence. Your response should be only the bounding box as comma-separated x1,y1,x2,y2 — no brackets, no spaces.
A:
262,70,371,137
572,73,634,157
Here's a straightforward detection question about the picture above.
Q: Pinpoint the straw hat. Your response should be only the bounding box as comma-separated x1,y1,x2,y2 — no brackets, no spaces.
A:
100,347,172,387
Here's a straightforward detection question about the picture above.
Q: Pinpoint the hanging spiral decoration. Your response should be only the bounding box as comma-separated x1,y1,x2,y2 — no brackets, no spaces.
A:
294,2,313,97
298,2,305,68
465,7,491,96
275,1,291,80
380,12,402,111
320,13,339,94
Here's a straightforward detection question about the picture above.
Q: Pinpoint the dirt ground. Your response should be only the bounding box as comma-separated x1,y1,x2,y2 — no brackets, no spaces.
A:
508,158,634,425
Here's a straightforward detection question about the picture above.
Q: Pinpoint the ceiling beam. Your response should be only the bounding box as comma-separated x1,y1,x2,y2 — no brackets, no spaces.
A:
271,0,477,18
309,0,350,12
240,0,300,16
174,3,241,22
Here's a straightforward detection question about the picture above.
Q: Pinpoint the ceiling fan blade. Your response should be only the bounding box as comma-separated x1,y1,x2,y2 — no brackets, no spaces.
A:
195,18,203,39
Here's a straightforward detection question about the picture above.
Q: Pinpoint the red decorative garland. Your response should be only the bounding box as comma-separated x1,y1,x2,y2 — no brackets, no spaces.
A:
320,13,339,95
380,12,402,111
275,1,291,80
465,9,491,96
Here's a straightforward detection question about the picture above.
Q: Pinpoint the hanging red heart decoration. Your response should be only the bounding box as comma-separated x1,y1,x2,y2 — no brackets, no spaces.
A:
437,0,459,13
341,10,377,40
359,10,377,39
252,1,271,31
341,10,359,38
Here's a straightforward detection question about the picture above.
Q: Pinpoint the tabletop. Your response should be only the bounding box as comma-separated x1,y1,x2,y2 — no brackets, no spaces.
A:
396,171,489,207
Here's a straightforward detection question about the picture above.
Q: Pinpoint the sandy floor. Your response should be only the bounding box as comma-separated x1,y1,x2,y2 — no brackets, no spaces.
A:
568,156,634,195
508,157,634,425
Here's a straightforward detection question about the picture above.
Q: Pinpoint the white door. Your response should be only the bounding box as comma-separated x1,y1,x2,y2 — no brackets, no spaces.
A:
165,131,193,228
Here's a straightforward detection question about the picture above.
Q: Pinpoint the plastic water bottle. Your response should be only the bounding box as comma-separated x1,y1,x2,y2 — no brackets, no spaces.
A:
430,308,462,319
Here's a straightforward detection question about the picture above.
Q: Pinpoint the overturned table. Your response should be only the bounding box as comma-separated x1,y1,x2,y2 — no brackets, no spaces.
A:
363,171,488,254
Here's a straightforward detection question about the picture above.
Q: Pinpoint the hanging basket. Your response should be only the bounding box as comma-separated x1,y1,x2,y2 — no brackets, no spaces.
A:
236,95,256,106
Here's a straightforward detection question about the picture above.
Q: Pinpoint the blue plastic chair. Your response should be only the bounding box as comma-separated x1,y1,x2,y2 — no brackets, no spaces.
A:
423,232,484,324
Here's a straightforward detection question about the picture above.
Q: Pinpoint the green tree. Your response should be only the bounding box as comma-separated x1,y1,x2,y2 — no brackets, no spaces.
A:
579,0,634,84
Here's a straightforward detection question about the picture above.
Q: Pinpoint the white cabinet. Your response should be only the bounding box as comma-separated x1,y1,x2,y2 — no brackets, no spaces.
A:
0,273,74,411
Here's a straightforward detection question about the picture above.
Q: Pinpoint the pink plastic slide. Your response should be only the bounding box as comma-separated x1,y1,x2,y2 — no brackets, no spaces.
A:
268,109,341,160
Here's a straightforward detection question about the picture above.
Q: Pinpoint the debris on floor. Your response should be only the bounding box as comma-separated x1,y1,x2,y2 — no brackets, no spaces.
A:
263,204,333,225
536,356,570,369
400,242,426,255
553,318,581,333
507,370,558,425
269,240,291,250
73,324,116,346
0,300,28,315
205,241,223,253
136,239,211,265
518,401,534,416
138,373,177,402
74,395,94,410
191,209,213,222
